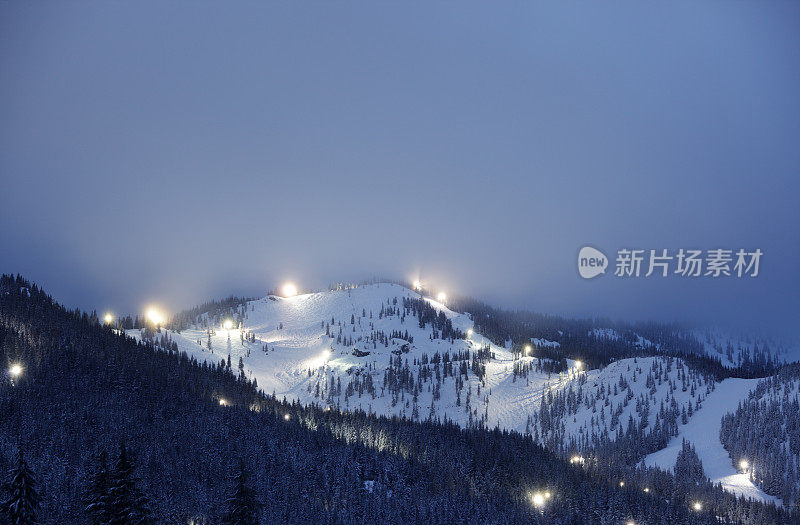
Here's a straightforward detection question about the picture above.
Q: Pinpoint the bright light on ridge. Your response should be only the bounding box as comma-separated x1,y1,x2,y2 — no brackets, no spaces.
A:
147,308,164,325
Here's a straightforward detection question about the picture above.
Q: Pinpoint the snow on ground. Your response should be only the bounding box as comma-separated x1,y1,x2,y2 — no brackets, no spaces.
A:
125,283,784,502
126,284,594,435
543,356,711,447
590,328,620,341
644,378,779,504
530,337,560,348
128,283,530,426
590,328,655,349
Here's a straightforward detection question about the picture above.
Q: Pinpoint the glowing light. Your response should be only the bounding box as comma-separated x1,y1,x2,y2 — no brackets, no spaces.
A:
619,481,625,487
692,501,702,512
643,487,650,493
570,455,584,464
524,345,532,356
223,319,233,330
322,350,331,359
467,329,473,337
531,493,545,507
412,280,422,291
146,308,164,325
218,398,228,406
9,364,23,377
574,360,583,369
739,459,749,470
544,491,551,499
437,292,447,303
103,313,114,324
281,282,298,297
284,413,291,421
626,521,636,525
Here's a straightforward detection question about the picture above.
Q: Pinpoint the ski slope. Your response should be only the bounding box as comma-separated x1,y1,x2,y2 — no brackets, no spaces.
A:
127,283,562,429
644,378,779,504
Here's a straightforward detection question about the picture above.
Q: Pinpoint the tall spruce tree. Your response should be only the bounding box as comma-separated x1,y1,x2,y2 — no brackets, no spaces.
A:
85,451,112,524
1,449,41,525
107,444,151,525
221,462,259,525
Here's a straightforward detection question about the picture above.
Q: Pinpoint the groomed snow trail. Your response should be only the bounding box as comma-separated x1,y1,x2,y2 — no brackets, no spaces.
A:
644,378,779,504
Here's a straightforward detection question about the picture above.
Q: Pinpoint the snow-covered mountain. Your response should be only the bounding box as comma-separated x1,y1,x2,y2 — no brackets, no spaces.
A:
126,283,785,504
129,283,568,428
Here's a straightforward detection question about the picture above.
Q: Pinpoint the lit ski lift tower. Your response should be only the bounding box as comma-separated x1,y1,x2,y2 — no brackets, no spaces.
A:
223,319,234,331
103,313,114,325
524,345,532,356
412,280,422,291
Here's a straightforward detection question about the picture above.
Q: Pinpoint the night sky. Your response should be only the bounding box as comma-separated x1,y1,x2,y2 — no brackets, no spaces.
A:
1,3,798,334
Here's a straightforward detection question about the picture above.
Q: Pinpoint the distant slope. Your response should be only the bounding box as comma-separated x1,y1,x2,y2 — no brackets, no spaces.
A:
645,378,776,504
719,371,800,505
692,329,800,368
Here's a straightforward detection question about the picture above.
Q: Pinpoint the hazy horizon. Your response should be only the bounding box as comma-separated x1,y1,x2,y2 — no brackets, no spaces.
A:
2,3,798,337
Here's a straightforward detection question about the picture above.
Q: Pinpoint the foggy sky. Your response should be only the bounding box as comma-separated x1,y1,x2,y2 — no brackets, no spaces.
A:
1,2,798,335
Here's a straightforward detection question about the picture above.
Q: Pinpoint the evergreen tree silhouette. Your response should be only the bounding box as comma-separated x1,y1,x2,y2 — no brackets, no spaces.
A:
221,461,259,524
85,451,112,524
1,449,41,525
107,444,151,524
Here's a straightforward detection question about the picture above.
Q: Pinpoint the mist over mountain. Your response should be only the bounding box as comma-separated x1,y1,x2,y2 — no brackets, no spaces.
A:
1,2,798,334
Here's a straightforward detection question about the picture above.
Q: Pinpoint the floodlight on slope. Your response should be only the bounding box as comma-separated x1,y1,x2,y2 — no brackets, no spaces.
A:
282,283,298,297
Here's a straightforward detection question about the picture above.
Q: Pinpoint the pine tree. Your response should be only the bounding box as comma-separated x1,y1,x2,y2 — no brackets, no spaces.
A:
107,444,151,524
221,462,260,524
674,439,706,488
1,449,41,525
85,451,112,525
